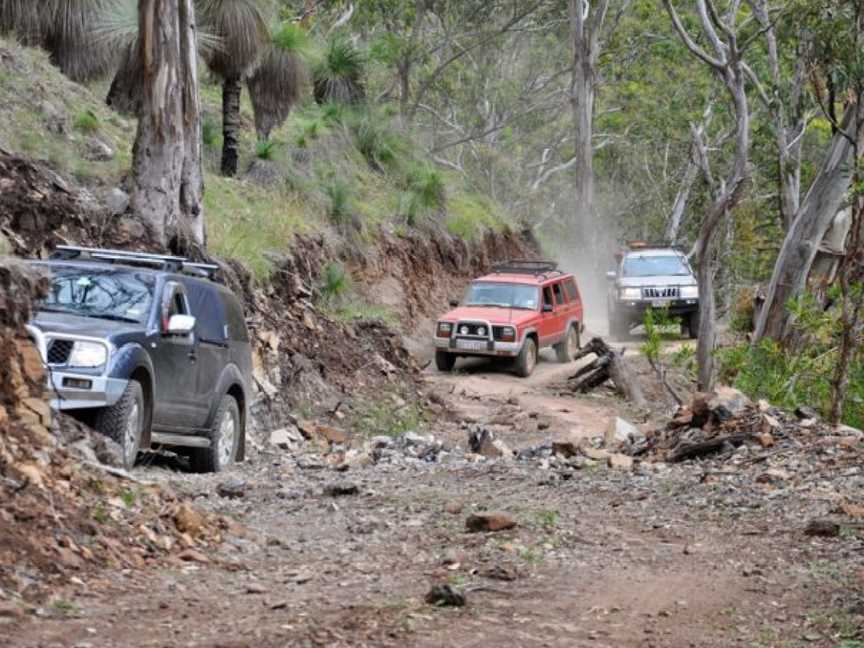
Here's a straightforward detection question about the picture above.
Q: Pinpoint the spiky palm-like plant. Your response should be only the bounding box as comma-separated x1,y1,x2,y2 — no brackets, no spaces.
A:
246,21,308,141
197,0,270,177
313,36,365,105
0,0,43,45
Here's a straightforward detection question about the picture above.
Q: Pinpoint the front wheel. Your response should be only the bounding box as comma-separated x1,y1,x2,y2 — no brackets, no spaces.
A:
513,337,538,378
554,325,580,363
435,350,456,372
93,379,144,471
191,395,240,473
687,310,700,339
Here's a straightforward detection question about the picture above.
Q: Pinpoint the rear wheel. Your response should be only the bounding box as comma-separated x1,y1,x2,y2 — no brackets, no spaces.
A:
554,325,580,363
435,350,456,372
191,395,240,473
514,337,538,378
93,380,144,471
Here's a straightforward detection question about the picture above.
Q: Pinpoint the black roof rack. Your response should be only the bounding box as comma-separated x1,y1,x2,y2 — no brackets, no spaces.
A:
490,259,561,278
50,245,221,282
624,240,685,252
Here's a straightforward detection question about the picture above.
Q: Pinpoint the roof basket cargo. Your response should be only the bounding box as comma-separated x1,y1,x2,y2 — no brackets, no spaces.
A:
50,245,221,282
490,259,561,277
625,240,685,252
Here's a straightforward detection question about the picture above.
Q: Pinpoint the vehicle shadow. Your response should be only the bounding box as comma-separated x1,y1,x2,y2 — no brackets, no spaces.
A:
135,449,192,472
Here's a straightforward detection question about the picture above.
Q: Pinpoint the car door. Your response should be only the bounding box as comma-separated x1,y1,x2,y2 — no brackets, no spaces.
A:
564,277,583,326
550,280,570,341
537,284,559,347
150,281,201,430
180,278,230,429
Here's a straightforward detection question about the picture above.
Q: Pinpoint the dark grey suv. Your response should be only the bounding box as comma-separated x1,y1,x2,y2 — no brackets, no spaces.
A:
26,246,252,472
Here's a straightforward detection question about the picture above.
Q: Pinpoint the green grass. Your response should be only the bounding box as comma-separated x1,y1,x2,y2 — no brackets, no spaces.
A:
351,389,424,438
446,193,507,240
330,301,397,326
73,109,100,134
255,139,277,160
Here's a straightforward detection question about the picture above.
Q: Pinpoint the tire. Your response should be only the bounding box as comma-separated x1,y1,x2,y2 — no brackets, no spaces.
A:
93,379,144,471
191,395,240,473
687,310,700,340
435,350,456,372
554,325,580,363
513,337,538,378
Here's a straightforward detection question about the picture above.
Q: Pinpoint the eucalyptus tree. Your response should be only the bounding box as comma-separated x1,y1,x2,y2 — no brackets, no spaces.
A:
663,0,752,390
197,0,270,176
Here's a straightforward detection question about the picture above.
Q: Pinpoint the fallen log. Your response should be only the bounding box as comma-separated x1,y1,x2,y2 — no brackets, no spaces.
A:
668,433,749,462
570,337,646,407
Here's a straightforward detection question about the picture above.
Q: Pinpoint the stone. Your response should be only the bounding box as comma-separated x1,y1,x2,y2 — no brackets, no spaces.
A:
834,424,864,439
84,137,115,162
804,518,840,538
551,440,580,458
465,512,517,533
580,447,610,461
468,427,512,459
425,584,466,607
323,482,359,497
369,435,393,449
174,504,205,537
708,386,751,423
795,405,819,420
246,583,269,594
444,501,463,515
104,188,130,216
605,417,640,447
269,427,302,450
177,549,210,563
0,601,24,619
607,454,634,471
22,397,52,426
216,480,247,499
755,468,790,484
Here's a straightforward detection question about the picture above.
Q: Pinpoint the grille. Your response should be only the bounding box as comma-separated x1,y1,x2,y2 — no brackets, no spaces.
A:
456,322,492,338
47,339,74,365
642,286,680,299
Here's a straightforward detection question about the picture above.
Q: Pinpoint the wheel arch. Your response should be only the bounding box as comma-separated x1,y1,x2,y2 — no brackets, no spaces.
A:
207,364,248,462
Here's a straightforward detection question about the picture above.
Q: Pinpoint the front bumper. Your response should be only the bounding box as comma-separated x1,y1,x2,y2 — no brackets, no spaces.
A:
434,336,521,358
45,370,129,410
615,299,699,323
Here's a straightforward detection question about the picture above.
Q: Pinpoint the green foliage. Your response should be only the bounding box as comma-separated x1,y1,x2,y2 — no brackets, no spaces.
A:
445,193,504,240
718,291,864,428
640,307,680,364
330,301,397,326
320,261,350,303
352,389,423,438
73,109,99,134
202,115,220,149
399,163,445,224
323,178,354,225
349,110,407,172
254,138,277,160
313,36,366,104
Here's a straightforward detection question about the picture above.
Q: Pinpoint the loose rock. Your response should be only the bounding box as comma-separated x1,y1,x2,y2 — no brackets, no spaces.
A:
425,584,466,607
465,512,517,533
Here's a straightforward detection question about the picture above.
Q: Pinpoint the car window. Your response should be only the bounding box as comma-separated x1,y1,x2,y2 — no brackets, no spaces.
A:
181,278,229,343
38,265,155,324
542,287,554,309
160,282,189,329
463,282,539,310
623,254,690,277
564,278,579,302
552,282,566,305
223,293,249,343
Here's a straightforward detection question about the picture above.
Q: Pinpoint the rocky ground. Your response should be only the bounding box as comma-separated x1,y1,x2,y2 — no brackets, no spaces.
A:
3,344,864,648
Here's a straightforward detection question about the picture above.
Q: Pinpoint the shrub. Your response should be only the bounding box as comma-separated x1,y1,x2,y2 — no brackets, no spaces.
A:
349,112,406,172
399,164,446,225
320,261,350,303
202,116,220,149
313,37,366,105
73,110,99,134
323,179,353,226
255,139,277,160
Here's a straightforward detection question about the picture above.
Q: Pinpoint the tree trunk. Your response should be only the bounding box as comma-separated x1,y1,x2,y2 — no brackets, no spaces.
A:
130,0,205,249
221,75,242,177
665,152,698,243
753,105,858,343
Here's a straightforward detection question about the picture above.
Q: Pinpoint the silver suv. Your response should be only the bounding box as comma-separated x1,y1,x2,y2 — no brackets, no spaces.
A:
606,243,699,339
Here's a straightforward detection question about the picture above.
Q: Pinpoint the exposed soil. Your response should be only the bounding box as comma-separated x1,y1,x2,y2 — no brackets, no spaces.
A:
4,328,863,648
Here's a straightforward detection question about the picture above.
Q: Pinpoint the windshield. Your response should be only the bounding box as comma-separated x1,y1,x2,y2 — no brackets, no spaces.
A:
39,266,156,323
463,282,539,310
623,255,690,277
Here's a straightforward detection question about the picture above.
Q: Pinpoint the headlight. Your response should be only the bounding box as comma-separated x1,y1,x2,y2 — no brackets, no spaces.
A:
620,287,642,300
477,326,486,337
437,322,452,337
459,325,469,335
496,327,516,341
68,341,108,368
681,285,699,299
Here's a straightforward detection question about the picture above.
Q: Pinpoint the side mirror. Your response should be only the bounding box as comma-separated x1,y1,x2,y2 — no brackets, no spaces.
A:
166,314,196,336
606,271,617,281
542,303,554,313
449,299,459,308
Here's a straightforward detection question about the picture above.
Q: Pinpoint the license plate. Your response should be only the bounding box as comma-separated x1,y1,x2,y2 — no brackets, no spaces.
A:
651,299,670,308
456,339,487,351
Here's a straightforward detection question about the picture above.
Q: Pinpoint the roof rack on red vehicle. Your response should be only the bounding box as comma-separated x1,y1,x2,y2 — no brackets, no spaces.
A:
490,259,561,278
50,245,221,281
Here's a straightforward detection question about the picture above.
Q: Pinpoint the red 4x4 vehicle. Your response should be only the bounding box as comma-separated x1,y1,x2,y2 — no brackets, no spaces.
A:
434,261,584,377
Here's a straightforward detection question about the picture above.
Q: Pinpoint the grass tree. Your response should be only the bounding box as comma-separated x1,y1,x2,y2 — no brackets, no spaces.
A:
246,21,309,142
313,36,365,105
197,0,270,177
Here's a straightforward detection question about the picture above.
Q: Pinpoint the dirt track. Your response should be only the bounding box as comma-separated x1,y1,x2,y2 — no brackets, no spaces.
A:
4,337,861,648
